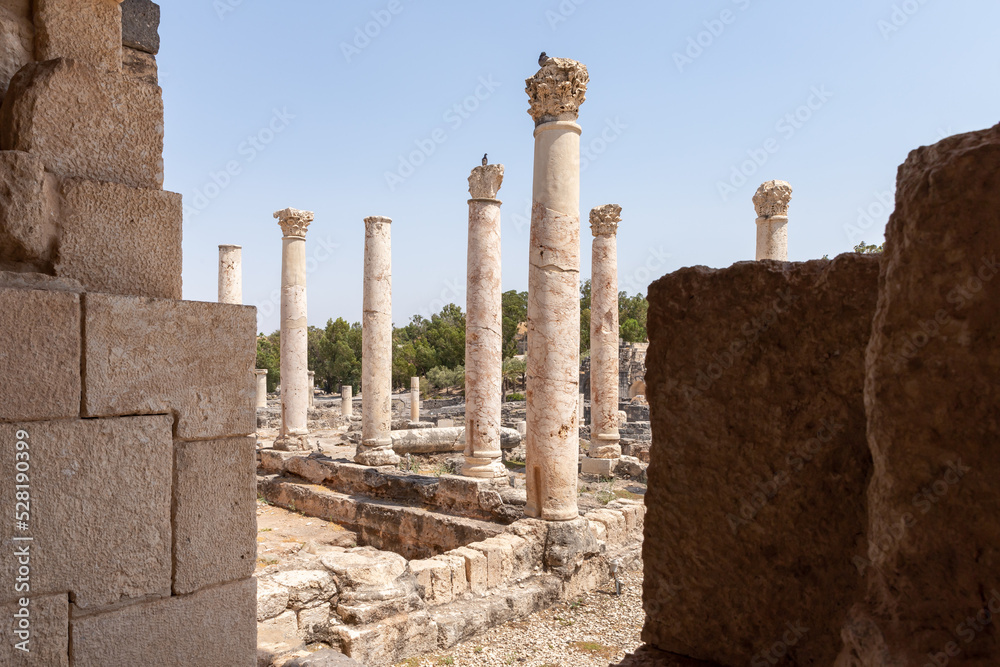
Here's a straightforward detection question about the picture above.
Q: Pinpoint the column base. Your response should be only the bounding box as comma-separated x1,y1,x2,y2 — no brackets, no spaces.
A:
354,445,400,467
461,456,507,479
273,434,312,452
523,503,580,522
581,457,619,477
589,442,622,459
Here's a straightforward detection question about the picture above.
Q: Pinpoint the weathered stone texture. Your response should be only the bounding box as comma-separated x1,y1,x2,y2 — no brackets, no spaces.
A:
0,5,32,106
122,45,157,84
0,150,58,272
56,178,182,299
34,0,122,71
121,0,159,54
840,124,1000,667
70,577,257,666
0,594,68,666
173,437,256,595
643,255,880,665
0,58,164,188
0,417,172,609
83,293,257,439
0,284,80,422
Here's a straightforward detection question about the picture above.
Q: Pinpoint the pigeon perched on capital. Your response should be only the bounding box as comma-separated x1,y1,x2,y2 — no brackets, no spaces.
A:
538,51,548,67
482,153,488,167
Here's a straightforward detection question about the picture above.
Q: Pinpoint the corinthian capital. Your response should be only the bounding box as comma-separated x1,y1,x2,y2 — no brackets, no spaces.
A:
753,181,793,218
590,204,622,237
525,57,589,126
468,164,505,200
274,208,314,238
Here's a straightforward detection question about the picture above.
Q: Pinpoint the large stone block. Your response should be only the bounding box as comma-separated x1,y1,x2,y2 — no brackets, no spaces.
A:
0,594,68,666
643,255,879,666
70,578,257,666
0,283,80,422
122,45,156,84
0,5,32,106
173,437,256,595
841,124,1000,667
0,150,58,272
34,0,122,71
0,417,172,609
83,293,257,439
121,0,159,54
55,178,181,299
0,58,163,188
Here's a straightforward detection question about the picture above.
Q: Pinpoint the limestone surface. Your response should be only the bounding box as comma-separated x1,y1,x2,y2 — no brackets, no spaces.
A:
643,255,879,665
0,594,68,666
121,0,160,54
34,0,123,71
122,46,157,85
589,204,622,458
0,5,32,106
0,150,58,272
218,243,242,304
753,180,792,261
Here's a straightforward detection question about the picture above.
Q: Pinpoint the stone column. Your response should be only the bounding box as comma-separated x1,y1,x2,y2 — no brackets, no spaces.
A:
410,377,420,423
254,369,268,409
218,244,242,304
356,216,400,466
524,57,589,521
463,162,506,479
583,205,622,476
274,207,314,451
753,180,792,261
308,371,315,407
341,385,353,417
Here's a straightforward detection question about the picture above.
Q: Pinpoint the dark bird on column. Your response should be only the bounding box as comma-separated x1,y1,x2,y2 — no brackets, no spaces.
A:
538,51,548,67
482,153,488,167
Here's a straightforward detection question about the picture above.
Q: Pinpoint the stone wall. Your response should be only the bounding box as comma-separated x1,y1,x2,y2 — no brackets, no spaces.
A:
0,2,258,665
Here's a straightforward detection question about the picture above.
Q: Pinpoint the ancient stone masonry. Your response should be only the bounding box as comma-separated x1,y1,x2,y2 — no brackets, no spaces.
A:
463,162,506,479
410,376,420,423
341,384,353,417
753,179,792,261
583,204,622,476
256,369,269,408
274,207,314,451
0,4,258,664
219,243,242,304
524,56,588,521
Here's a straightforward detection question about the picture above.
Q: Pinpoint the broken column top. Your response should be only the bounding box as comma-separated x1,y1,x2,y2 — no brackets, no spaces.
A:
468,164,505,200
525,57,589,126
590,204,622,237
753,180,793,219
364,216,392,227
274,208,314,237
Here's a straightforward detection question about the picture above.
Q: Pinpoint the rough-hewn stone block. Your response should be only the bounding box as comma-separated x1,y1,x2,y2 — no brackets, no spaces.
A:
448,546,487,595
0,417,172,609
0,58,163,188
0,284,80,422
643,255,879,666
121,0,158,54
55,178,181,299
34,0,122,71
0,5,32,106
122,45,156,84
0,150,58,272
70,578,257,666
83,293,257,439
841,124,1000,667
173,437,256,595
0,594,68,666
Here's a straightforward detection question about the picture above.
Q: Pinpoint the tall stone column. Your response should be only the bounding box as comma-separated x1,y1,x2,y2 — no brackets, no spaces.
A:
463,162,506,479
583,205,622,476
254,369,268,409
356,216,400,466
410,377,420,423
308,371,315,407
274,207,314,451
341,385,353,417
524,57,589,520
754,180,792,261
218,244,242,304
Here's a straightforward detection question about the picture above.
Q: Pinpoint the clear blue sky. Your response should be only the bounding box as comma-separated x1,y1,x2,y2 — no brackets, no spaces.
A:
160,1,1000,334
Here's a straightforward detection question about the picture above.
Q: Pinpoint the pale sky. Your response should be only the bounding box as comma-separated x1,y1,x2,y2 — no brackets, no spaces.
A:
160,1,1000,334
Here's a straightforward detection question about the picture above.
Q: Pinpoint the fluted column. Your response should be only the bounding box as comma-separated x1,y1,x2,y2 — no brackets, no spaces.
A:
341,385,353,418
524,57,589,520
583,205,622,476
274,208,314,451
218,244,242,304
356,216,400,466
754,180,792,261
463,162,506,479
254,369,268,409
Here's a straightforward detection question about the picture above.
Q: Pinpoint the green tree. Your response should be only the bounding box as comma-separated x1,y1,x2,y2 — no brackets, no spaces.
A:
502,357,526,398
854,241,884,254
427,365,465,393
501,290,528,358
619,291,648,343
580,280,592,354
255,331,281,392
316,318,362,394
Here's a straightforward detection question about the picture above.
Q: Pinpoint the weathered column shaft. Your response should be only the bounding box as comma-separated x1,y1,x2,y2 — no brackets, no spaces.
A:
341,385,353,417
254,369,268,409
754,180,792,261
308,371,315,407
357,216,399,466
410,377,420,423
463,163,506,479
524,57,589,521
589,205,622,459
218,244,242,304
274,208,314,451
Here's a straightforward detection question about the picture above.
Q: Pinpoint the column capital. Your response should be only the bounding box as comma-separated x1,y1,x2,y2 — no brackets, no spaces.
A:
525,57,589,126
468,164,505,199
753,180,793,219
364,215,392,230
590,204,622,237
254,369,268,377
219,244,242,251
274,208,314,237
